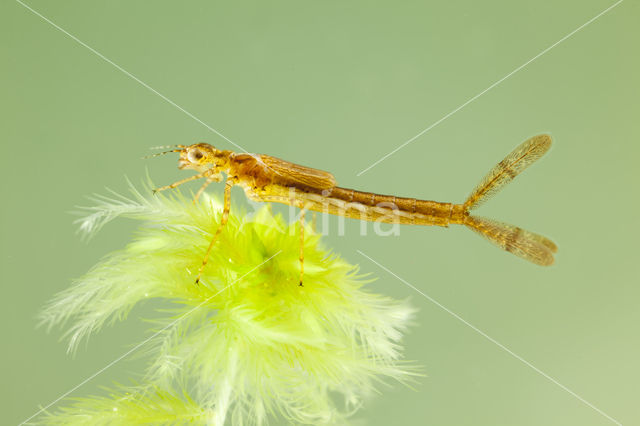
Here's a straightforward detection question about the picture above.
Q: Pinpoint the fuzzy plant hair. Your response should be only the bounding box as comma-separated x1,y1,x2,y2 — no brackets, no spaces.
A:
37,182,418,425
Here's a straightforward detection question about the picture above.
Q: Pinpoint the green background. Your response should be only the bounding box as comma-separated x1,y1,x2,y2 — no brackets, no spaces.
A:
2,1,638,425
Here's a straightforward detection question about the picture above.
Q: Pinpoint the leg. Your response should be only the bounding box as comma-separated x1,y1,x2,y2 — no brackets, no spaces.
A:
195,180,233,284
311,211,317,233
298,207,305,286
193,177,214,204
153,171,207,194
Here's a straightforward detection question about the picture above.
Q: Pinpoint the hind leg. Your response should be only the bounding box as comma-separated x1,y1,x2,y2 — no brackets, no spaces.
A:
298,207,305,286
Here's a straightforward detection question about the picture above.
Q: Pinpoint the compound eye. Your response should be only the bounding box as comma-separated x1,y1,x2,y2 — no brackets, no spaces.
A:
188,149,204,163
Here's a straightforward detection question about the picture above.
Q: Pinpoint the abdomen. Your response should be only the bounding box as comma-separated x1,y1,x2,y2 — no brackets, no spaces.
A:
323,187,463,226
250,185,466,227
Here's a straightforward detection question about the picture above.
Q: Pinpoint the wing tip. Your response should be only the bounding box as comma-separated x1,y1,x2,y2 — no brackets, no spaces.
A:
531,133,553,152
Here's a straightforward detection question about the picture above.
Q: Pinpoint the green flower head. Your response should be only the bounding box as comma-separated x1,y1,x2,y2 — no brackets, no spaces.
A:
39,183,418,425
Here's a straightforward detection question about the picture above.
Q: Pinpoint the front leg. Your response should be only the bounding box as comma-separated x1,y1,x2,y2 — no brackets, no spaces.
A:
195,179,233,284
153,171,208,194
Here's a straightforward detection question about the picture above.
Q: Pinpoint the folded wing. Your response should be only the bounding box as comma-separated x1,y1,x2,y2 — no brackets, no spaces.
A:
258,154,337,189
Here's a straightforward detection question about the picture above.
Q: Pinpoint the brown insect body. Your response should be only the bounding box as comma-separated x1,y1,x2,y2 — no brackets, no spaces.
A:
155,135,557,284
223,152,463,227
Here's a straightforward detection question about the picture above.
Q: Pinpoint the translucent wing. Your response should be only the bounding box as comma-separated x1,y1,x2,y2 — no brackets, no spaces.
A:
465,215,556,266
257,154,337,189
464,134,552,210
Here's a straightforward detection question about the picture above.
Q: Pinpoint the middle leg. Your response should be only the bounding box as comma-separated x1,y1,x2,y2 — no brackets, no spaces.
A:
195,180,233,284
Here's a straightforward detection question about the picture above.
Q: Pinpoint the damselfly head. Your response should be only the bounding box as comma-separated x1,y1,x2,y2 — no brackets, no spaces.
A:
178,143,218,172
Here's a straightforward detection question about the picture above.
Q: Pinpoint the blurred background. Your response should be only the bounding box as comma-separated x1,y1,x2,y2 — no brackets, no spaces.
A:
1,0,638,424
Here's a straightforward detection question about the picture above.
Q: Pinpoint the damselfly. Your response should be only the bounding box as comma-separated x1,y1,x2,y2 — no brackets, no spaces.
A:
153,135,557,284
